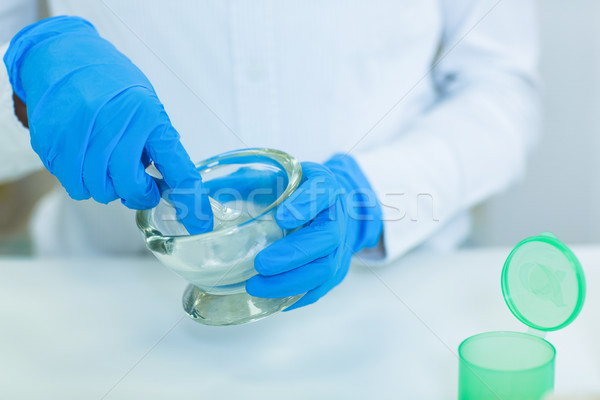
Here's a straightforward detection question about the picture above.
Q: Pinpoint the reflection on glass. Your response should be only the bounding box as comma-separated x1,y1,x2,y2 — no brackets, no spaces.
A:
136,148,303,326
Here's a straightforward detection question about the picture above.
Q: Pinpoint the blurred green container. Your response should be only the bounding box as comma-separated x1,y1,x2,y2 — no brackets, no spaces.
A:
458,232,585,400
459,331,554,399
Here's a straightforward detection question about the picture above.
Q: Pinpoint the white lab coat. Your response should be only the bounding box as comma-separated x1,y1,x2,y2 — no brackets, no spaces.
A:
0,0,540,259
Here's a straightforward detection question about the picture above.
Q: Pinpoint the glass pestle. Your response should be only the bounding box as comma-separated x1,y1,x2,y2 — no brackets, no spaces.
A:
209,197,250,231
147,165,249,232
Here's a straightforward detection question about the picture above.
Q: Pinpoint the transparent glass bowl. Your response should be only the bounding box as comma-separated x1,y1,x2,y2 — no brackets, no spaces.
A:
136,148,303,326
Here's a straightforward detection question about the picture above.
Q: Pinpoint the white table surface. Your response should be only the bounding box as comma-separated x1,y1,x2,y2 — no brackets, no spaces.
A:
0,247,598,400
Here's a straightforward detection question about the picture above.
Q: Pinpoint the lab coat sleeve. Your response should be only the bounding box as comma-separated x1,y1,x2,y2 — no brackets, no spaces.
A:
353,0,540,262
0,0,43,183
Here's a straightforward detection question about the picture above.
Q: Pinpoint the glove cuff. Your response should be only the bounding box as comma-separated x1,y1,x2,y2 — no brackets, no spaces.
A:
325,153,383,252
4,16,99,103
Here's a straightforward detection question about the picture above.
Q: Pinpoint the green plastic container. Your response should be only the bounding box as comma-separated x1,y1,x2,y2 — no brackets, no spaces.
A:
458,232,586,400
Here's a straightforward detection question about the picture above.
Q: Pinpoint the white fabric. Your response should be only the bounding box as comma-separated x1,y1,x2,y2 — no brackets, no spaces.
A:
0,0,540,259
0,0,42,181
0,0,40,43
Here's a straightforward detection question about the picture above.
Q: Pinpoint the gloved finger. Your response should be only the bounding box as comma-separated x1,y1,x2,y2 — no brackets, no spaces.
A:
51,154,91,200
82,91,142,204
32,80,92,201
83,160,120,204
109,140,160,210
146,117,212,234
275,162,339,230
246,254,336,299
95,92,159,209
254,207,341,275
83,153,119,205
284,249,353,311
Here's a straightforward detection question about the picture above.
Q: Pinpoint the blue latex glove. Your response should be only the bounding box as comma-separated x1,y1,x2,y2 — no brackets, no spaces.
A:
246,154,384,310
3,16,212,233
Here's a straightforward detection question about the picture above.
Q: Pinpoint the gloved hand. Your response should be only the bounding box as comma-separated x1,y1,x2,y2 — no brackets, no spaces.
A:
246,154,383,310
3,16,212,233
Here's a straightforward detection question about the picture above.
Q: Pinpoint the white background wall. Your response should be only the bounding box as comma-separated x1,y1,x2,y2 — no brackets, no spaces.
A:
471,0,600,246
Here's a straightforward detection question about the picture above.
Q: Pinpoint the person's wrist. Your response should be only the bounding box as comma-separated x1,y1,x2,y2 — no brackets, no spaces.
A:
12,92,28,128
343,181,383,252
324,154,383,252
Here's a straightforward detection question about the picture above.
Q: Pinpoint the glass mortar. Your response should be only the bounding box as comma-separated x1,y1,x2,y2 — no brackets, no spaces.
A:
136,148,303,326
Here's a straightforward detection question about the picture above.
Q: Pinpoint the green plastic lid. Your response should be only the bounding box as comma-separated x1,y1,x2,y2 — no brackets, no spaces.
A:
501,232,586,332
